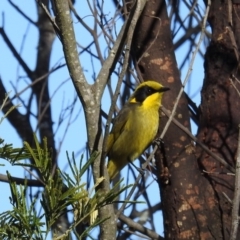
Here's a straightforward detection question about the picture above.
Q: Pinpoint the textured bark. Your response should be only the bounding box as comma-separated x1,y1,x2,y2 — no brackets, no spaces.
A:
133,0,222,239
197,1,240,239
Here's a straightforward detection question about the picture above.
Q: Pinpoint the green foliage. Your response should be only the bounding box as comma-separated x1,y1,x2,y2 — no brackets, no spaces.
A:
0,94,133,239
0,92,20,126
0,135,131,240
0,176,44,240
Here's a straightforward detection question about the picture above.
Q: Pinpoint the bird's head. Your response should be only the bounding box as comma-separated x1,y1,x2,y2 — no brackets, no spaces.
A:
128,81,169,107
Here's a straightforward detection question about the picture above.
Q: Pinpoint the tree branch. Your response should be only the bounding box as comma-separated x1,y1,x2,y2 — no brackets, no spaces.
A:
118,213,164,240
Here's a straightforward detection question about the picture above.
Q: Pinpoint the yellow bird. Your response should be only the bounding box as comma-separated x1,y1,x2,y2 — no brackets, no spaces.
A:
107,80,169,180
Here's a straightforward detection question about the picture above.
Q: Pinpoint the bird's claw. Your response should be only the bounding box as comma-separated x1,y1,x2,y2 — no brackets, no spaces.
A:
154,138,164,148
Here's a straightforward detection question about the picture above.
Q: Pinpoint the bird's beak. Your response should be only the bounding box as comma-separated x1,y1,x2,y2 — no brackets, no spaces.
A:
159,87,170,92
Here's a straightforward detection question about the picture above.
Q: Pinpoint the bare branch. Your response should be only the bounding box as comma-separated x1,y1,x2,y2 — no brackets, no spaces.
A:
95,0,147,95
0,173,44,187
118,213,164,240
0,27,33,78
9,0,36,26
0,79,34,144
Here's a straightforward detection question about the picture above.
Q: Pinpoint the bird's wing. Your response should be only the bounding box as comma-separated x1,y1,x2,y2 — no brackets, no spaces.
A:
106,103,138,154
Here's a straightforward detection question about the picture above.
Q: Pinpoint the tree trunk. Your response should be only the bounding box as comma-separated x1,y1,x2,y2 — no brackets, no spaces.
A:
197,1,240,239
133,0,224,239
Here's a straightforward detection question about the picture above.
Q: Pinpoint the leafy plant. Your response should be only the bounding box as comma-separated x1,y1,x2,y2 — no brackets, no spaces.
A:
0,135,131,239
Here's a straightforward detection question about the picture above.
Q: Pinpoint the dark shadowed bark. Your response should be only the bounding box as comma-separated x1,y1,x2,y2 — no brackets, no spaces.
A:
197,1,240,239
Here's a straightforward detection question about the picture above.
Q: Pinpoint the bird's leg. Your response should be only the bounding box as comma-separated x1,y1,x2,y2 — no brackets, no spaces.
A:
154,137,164,149
128,159,145,176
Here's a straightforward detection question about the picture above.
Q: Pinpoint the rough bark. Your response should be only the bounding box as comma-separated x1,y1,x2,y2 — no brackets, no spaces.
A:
197,1,240,239
133,0,222,239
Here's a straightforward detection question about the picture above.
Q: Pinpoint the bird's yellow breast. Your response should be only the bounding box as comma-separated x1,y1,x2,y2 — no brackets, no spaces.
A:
127,104,159,160
107,81,169,180
108,99,160,164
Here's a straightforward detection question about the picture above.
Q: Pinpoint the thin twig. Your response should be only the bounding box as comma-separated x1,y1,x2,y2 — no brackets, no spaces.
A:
161,0,211,139
0,27,33,79
68,0,105,64
230,125,240,240
118,213,164,240
37,0,61,37
229,75,240,97
161,106,235,172
116,174,142,217
95,0,144,94
223,191,233,204
22,166,45,186
9,0,36,26
4,65,64,108
137,16,161,64
230,76,240,97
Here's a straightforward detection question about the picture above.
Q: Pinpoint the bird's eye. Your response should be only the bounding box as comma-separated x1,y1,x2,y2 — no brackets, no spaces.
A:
147,88,153,94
